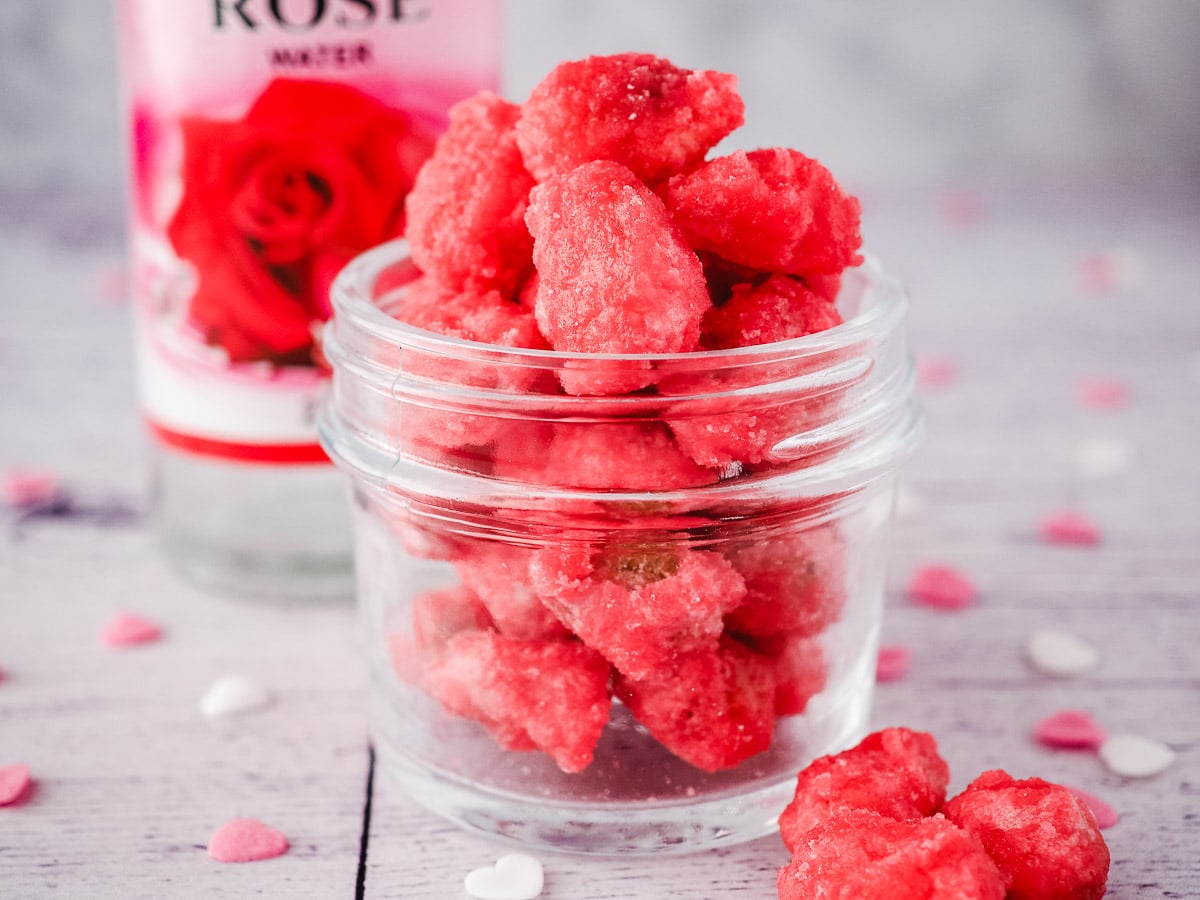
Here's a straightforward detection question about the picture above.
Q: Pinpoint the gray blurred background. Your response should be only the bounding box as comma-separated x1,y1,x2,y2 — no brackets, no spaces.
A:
2,0,1198,225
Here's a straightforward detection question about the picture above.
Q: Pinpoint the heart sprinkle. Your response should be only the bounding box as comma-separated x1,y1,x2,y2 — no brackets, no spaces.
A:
1078,378,1128,410
1033,710,1107,750
0,764,32,806
915,355,958,388
875,645,912,683
100,613,163,648
907,564,977,611
207,818,289,863
1026,628,1100,677
1066,786,1119,829
1075,436,1132,478
2,469,60,509
1079,248,1144,294
464,853,545,900
200,675,273,719
1039,511,1102,547
1099,734,1176,778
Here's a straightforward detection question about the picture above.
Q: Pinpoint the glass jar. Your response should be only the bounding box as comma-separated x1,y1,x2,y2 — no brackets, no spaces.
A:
319,240,920,853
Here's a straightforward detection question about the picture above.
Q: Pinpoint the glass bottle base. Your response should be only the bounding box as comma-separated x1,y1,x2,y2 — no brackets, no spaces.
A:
150,442,354,602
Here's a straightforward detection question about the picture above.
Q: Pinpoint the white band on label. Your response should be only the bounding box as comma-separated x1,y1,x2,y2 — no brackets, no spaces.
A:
136,320,324,445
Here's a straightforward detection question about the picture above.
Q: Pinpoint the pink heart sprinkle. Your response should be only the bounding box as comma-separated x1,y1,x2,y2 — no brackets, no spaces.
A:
1033,710,1108,750
100,613,163,648
207,818,289,863
1079,250,1143,295
0,764,32,806
1066,786,1119,830
2,469,60,509
907,564,977,611
938,189,983,227
1039,511,1102,547
875,645,912,683
915,355,958,388
1078,378,1128,410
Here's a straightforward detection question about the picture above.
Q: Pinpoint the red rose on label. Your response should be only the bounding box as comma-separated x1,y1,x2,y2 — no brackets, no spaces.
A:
168,78,433,366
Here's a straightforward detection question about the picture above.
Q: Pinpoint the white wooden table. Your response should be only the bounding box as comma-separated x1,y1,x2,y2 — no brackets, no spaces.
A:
2,186,1198,897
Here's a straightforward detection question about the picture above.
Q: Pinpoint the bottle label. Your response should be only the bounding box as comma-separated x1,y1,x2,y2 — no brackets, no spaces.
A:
115,0,500,462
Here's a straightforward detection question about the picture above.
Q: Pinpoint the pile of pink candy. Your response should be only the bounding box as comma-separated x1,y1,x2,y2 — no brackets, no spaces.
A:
386,53,865,774
776,728,1110,899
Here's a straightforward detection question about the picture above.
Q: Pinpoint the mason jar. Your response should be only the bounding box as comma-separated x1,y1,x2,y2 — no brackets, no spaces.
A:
319,239,920,853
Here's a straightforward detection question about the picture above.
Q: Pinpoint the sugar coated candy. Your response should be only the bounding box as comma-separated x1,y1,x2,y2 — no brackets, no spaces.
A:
758,632,828,717
668,148,863,279
778,727,951,851
943,770,1110,900
723,525,846,640
537,422,717,492
700,275,842,350
530,544,747,679
526,160,710,387
405,93,535,298
515,52,744,185
454,542,568,640
614,636,776,772
424,630,612,773
777,811,1005,900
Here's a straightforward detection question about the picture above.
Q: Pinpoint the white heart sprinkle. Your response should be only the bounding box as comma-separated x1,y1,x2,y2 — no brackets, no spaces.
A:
464,853,544,900
1099,734,1176,778
200,675,273,719
1026,628,1100,677
1075,436,1132,478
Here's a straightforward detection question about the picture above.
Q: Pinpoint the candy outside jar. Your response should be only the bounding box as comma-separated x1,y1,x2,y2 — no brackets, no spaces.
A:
318,240,920,854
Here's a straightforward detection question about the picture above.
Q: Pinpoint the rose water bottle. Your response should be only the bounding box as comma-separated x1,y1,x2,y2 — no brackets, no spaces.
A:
114,0,502,599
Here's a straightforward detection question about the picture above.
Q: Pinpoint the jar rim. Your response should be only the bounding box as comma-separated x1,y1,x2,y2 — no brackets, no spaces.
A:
329,239,907,364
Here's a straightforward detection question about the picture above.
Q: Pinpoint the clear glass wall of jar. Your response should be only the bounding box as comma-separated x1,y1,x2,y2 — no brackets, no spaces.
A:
319,240,920,853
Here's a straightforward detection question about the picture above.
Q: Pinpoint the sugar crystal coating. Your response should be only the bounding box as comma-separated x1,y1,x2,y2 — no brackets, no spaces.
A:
538,422,717,492
779,727,951,851
668,148,863,278
405,92,535,297
724,524,846,639
777,811,1005,900
526,161,710,374
515,52,744,185
454,542,569,640
530,545,746,679
424,630,612,773
701,275,842,350
943,770,1110,900
757,632,828,717
615,637,775,772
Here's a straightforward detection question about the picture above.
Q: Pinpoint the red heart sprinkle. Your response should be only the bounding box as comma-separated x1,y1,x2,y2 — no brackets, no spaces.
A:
1039,511,1102,547
207,818,289,863
1033,710,1107,750
907,564,977,611
100,613,163,648
0,764,32,806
